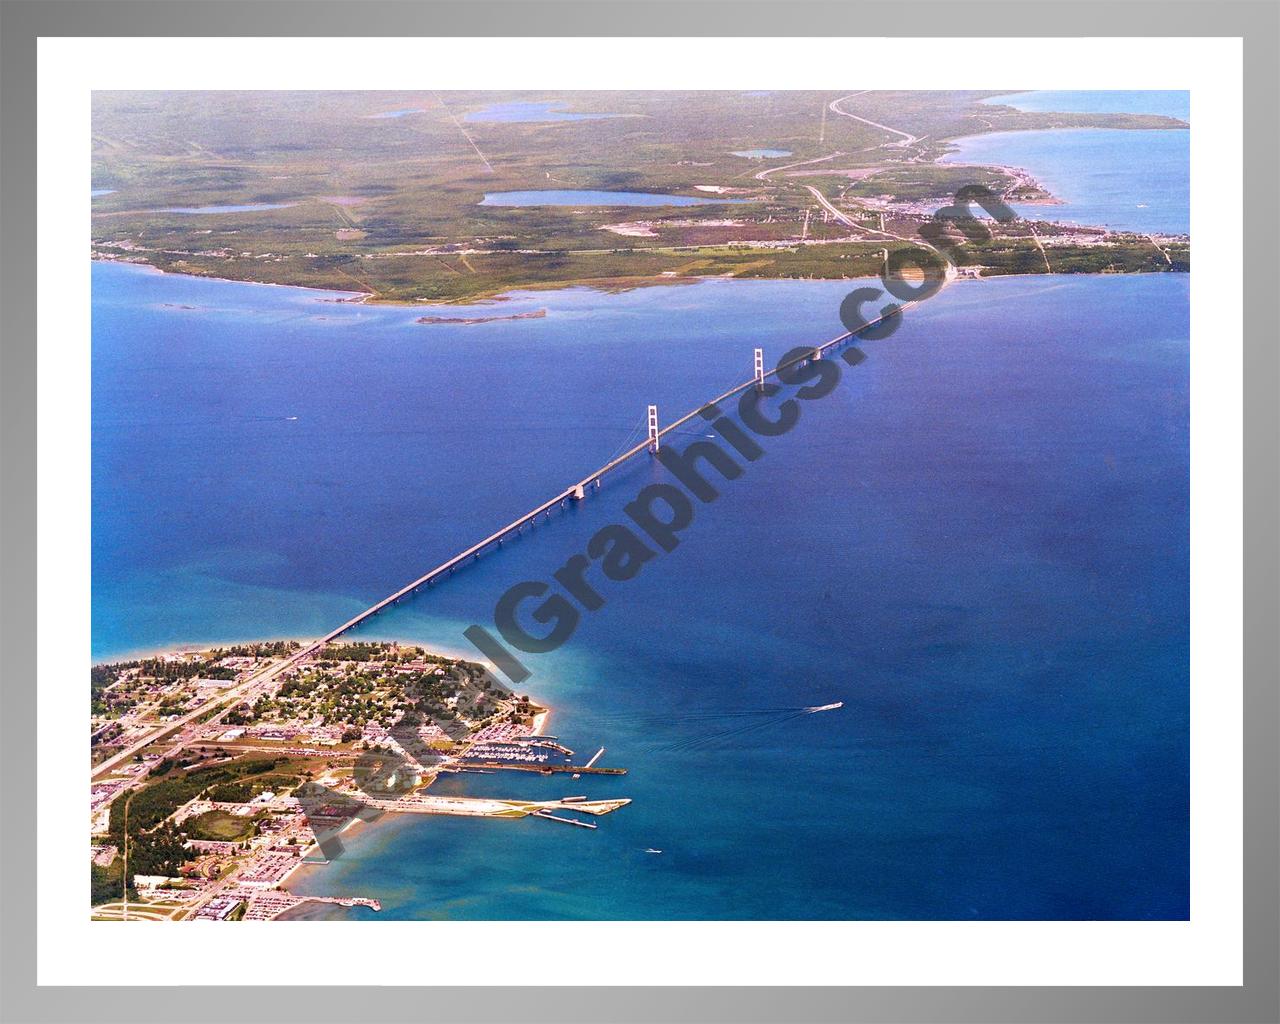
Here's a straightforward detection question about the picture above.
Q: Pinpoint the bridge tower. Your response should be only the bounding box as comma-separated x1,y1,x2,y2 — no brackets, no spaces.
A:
754,347,764,391
647,404,660,454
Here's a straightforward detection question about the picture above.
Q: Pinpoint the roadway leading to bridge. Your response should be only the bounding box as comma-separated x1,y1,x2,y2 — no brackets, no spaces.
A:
93,298,935,781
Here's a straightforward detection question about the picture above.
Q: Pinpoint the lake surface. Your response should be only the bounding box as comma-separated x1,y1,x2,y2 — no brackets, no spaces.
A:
985,91,1190,120
480,190,750,208
943,127,1189,235
465,100,618,123
365,109,425,119
93,261,1189,920
731,149,792,158
92,189,116,198
159,203,297,214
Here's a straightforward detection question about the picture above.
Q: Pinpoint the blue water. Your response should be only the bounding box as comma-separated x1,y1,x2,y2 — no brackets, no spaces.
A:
158,203,296,214
465,100,618,123
731,149,792,159
480,190,750,208
366,109,425,119
93,261,1189,920
985,91,1190,121
943,127,1189,235
92,189,116,198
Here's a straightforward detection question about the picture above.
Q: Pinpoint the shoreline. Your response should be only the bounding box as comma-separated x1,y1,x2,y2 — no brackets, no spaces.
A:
92,257,367,302
92,631,493,669
940,123,1189,146
274,699,553,908
92,237,1188,310
96,634,558,916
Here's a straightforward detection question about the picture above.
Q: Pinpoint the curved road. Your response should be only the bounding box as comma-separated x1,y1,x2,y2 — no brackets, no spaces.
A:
828,92,921,148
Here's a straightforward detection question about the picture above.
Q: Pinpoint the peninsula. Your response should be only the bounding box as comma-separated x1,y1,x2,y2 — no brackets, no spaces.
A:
90,640,628,921
91,90,1188,306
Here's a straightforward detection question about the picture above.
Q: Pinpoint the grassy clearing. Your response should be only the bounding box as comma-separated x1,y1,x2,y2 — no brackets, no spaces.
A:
187,809,260,842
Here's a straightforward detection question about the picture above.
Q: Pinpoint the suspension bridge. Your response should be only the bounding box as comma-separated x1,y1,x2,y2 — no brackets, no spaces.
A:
285,301,920,663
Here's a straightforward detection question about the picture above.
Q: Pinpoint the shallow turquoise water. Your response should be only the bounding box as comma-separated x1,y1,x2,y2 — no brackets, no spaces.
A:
943,127,1189,235
985,91,1190,120
93,262,1189,920
731,149,791,158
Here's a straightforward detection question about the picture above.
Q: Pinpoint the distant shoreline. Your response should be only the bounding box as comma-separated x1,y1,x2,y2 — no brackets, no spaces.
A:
92,255,1188,311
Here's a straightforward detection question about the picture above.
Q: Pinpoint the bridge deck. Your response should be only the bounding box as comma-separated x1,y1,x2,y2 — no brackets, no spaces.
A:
304,304,915,653
93,295,927,780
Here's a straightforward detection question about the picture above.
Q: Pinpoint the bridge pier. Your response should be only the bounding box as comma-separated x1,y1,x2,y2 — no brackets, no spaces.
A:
300,320,873,657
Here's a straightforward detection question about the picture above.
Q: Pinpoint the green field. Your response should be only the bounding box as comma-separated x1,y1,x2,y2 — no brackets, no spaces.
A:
187,809,260,842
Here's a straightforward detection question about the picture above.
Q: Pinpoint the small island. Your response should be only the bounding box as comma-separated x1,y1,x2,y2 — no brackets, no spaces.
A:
90,640,627,921
415,308,547,325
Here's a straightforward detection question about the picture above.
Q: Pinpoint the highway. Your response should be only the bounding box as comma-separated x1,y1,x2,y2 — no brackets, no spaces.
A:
828,92,921,148
753,150,843,182
91,653,303,780
803,185,959,290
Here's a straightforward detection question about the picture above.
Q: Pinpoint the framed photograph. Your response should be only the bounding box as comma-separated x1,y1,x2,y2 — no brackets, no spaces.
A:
2,2,1276,1022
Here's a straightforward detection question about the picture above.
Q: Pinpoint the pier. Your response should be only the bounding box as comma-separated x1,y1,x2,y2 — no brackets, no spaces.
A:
533,810,598,829
365,793,631,818
303,895,382,912
452,760,626,776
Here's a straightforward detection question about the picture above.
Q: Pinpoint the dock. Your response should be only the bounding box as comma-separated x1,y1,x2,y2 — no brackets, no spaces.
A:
305,895,382,911
364,793,631,819
533,810,598,829
454,760,626,776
